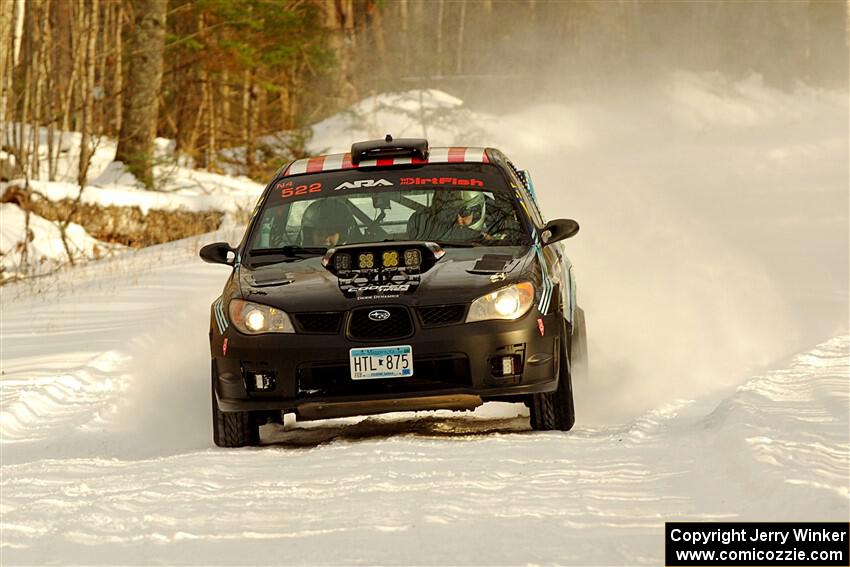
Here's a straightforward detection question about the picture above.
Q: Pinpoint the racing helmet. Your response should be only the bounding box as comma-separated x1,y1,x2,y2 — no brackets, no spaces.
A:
457,191,486,231
300,198,355,246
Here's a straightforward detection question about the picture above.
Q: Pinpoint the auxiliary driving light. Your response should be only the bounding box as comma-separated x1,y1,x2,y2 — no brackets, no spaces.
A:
334,253,351,271
403,248,421,267
382,250,399,267
501,356,514,376
490,354,522,378
358,252,374,269
246,371,275,391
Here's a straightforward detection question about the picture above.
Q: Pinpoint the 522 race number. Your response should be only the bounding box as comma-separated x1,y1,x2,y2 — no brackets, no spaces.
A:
278,181,322,198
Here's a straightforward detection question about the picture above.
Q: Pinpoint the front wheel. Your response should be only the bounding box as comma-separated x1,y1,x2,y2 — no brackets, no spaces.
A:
529,320,576,431
211,362,260,447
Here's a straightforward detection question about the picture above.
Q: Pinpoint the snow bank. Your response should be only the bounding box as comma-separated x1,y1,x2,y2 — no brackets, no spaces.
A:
309,89,486,154
0,203,123,280
1,129,263,213
1,127,263,280
24,177,256,216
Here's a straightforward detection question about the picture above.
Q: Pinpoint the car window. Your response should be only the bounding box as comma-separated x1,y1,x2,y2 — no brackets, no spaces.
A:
248,164,531,252
251,189,527,250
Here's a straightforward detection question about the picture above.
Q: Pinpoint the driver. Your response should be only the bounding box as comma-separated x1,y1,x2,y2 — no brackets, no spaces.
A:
299,199,356,247
454,191,486,231
407,190,491,241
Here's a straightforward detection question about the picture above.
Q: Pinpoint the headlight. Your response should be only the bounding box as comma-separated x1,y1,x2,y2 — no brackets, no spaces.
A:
466,282,535,322
228,299,295,335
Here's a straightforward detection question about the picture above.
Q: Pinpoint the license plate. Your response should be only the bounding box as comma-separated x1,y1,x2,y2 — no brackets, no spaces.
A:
349,345,413,380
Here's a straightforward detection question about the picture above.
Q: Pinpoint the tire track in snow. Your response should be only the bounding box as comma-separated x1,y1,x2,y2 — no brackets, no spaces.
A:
1,233,240,463
1,336,846,564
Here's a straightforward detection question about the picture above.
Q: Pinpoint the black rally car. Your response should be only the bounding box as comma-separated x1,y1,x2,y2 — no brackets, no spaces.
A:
201,137,587,447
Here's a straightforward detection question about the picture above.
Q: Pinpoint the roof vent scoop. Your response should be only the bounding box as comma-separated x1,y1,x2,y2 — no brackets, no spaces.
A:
350,136,429,165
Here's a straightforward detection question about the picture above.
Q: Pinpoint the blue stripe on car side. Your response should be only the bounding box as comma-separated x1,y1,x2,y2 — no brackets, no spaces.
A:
218,299,228,331
213,299,222,334
213,298,227,334
531,219,554,315
533,243,553,315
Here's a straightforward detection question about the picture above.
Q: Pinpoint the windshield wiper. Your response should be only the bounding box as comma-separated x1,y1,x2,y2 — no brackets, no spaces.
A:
432,240,481,248
249,245,327,257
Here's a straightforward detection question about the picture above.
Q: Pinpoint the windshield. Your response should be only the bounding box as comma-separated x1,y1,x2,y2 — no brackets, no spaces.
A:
247,164,530,256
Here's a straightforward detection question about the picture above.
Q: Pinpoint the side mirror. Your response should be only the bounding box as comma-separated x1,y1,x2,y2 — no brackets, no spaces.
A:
199,242,236,265
539,219,579,246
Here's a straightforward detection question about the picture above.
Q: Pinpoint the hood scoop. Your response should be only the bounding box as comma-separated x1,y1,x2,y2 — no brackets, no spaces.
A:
467,254,520,275
245,269,295,288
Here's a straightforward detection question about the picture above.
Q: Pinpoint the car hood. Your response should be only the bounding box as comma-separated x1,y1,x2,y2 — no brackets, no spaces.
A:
237,245,535,312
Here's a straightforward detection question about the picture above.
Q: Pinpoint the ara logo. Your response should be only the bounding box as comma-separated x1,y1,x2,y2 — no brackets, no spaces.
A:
368,309,391,321
334,179,394,191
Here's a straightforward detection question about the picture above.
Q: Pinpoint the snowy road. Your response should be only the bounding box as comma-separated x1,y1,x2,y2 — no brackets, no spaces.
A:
1,238,847,565
2,75,848,564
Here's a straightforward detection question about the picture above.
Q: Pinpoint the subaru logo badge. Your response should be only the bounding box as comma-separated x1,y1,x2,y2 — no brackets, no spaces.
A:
368,309,391,321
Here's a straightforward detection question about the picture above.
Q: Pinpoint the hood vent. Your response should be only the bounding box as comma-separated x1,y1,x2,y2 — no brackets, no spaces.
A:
467,254,518,274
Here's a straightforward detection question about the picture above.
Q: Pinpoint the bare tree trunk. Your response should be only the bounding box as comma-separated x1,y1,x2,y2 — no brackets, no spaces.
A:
115,0,167,189
12,0,24,65
77,0,98,187
113,2,123,136
28,0,43,180
203,67,216,168
279,81,291,131
0,0,14,130
184,87,205,166
43,0,56,181
248,80,259,174
455,0,466,74
411,0,423,57
370,1,386,76
242,69,253,170
51,0,81,180
220,69,230,147
398,0,408,70
435,0,444,76
320,0,356,108
96,0,108,135
15,0,33,178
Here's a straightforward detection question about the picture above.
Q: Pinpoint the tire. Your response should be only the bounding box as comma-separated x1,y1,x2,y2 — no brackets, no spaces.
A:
211,362,260,447
570,306,588,382
529,319,576,431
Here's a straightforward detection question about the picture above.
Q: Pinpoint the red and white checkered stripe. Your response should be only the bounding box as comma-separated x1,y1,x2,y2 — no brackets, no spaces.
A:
283,147,489,176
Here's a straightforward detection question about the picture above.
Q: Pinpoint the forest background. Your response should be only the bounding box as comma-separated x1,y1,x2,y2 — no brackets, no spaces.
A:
1,0,846,190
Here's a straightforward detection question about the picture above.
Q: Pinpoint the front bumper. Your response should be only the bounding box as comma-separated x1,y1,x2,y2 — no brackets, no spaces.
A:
211,309,561,419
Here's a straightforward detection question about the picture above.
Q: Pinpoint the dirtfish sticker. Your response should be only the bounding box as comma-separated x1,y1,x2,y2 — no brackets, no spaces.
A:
400,177,484,187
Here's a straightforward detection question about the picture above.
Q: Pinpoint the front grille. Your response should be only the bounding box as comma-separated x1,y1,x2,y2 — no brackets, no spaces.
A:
293,312,342,334
418,305,466,327
348,306,413,340
298,355,471,397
